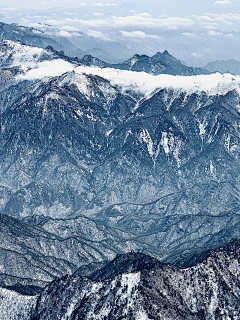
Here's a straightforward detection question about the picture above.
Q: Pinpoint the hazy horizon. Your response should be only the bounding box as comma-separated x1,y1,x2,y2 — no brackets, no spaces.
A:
0,0,240,66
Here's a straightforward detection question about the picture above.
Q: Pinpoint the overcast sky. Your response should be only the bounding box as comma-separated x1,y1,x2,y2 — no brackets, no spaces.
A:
0,0,239,14
0,0,239,35
0,0,240,65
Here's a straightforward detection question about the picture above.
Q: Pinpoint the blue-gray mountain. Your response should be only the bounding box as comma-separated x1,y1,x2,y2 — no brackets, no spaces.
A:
79,50,210,75
204,58,240,75
0,212,157,295
0,22,86,60
1,40,240,303
0,21,135,63
1,239,240,319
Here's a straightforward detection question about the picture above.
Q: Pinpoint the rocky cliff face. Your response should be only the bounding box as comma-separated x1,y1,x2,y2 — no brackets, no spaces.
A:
1,240,240,319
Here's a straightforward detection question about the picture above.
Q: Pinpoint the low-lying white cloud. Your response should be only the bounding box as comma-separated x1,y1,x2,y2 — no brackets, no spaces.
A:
86,29,111,40
182,32,198,38
0,7,19,11
58,30,75,37
120,30,159,39
75,67,240,96
17,60,75,81
17,60,240,97
208,30,223,35
214,0,232,5
91,2,117,6
61,25,80,32
94,12,104,16
43,15,194,30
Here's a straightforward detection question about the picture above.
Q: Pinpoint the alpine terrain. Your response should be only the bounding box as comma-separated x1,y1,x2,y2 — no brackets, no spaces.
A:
1,37,240,319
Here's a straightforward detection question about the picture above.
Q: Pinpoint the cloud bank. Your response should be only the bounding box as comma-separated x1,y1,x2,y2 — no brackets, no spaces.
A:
17,60,74,80
120,30,159,39
86,29,111,40
44,15,194,30
214,0,232,5
17,61,240,96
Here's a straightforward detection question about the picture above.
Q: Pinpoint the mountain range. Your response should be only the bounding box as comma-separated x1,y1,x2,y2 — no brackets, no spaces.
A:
79,51,210,75
1,36,240,319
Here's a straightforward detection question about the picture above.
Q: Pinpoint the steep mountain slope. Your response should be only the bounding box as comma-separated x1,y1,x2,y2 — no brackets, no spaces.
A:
1,239,240,319
0,39,209,78
0,40,83,69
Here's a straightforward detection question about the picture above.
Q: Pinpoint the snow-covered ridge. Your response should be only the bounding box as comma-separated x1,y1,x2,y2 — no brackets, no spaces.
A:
17,62,240,97
0,40,48,68
2,39,239,97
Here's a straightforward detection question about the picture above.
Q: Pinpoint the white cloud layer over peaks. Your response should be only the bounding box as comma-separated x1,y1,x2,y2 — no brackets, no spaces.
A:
120,31,159,39
86,29,111,40
61,25,80,32
43,15,194,30
208,30,223,35
214,0,232,4
0,7,20,11
16,61,240,97
181,32,198,38
17,60,75,80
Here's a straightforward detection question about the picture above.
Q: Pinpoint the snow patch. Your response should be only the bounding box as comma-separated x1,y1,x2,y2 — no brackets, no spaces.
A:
210,160,216,177
161,132,170,155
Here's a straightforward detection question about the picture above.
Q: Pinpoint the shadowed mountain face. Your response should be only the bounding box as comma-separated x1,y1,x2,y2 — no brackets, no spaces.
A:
0,41,240,269
1,239,240,319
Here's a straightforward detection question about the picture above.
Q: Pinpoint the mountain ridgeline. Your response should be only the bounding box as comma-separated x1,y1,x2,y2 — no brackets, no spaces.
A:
79,50,210,75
